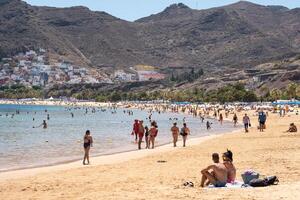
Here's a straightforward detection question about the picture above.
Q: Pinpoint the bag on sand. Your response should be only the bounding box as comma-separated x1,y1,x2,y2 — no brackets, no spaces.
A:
249,176,279,187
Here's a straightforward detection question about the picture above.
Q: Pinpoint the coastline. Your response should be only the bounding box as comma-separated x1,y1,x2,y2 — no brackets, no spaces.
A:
0,132,232,181
0,110,299,199
0,100,240,174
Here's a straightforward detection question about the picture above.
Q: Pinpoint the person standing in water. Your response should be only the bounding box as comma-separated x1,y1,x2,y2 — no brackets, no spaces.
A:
144,126,150,149
83,130,93,165
138,120,145,150
132,120,139,142
219,113,223,125
171,123,179,147
180,123,190,147
149,121,158,149
233,113,238,127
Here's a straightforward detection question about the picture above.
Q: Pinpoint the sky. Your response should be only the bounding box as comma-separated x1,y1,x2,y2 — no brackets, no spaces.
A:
23,0,300,21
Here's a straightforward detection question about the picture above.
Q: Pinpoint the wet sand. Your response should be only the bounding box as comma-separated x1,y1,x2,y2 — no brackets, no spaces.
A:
0,110,299,200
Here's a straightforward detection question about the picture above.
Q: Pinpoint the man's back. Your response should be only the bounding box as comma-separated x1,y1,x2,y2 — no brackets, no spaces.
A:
212,163,228,183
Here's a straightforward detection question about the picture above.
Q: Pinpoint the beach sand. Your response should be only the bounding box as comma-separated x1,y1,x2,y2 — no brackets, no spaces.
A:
0,111,299,200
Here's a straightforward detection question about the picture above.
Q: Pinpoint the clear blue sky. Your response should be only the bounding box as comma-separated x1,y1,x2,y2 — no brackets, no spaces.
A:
24,0,300,21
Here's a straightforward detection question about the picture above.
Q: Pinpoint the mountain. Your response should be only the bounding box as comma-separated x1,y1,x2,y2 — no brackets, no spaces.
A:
0,0,300,81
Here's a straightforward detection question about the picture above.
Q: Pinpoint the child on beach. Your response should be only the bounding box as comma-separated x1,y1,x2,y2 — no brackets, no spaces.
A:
285,123,297,133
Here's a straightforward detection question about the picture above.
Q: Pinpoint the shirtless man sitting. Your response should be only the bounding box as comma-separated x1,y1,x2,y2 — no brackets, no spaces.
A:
200,154,228,187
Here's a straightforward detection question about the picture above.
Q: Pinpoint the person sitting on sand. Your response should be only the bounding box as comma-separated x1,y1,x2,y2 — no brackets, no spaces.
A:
205,153,220,186
149,121,158,149
285,123,297,133
171,123,179,147
223,150,236,183
180,123,190,147
200,154,228,187
83,130,93,165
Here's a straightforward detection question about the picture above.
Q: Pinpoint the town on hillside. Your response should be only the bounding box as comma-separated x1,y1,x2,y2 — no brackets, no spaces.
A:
0,49,166,87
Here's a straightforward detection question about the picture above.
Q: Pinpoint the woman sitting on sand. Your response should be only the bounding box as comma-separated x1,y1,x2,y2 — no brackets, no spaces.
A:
83,130,93,165
223,150,236,183
149,121,158,149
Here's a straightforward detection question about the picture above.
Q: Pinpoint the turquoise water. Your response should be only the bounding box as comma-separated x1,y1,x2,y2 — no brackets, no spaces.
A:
0,104,239,171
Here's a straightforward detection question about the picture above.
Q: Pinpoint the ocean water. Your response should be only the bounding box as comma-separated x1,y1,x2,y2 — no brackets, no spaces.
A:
0,104,239,171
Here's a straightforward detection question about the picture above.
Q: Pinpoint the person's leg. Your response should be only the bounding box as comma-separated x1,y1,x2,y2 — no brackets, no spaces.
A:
173,134,176,147
86,147,90,164
183,136,187,147
200,171,217,187
83,149,87,165
138,137,142,149
175,134,178,147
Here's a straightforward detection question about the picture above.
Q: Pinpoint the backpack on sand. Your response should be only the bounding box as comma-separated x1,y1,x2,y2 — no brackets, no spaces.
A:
249,176,279,187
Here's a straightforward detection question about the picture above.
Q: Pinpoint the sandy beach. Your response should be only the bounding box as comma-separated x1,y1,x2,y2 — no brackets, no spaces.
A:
0,109,299,200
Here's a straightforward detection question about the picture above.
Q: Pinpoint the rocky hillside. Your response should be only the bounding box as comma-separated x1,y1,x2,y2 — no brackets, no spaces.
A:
0,0,300,78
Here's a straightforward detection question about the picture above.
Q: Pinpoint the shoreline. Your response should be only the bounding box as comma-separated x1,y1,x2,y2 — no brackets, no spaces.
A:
1,110,299,199
0,129,241,182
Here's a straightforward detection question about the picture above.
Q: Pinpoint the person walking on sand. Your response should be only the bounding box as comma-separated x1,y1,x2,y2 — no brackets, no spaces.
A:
149,121,158,149
171,123,179,147
258,110,267,132
243,114,251,133
180,123,190,147
138,120,145,150
83,130,93,165
233,113,238,127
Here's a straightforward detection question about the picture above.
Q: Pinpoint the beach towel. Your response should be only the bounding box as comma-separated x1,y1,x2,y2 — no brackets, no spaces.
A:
207,181,251,189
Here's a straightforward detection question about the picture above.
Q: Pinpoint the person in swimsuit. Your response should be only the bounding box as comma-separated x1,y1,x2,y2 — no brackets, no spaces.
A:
223,150,236,183
171,123,179,147
201,155,228,187
83,130,93,165
149,121,158,149
138,120,145,150
205,153,220,186
180,123,190,147
144,126,150,149
233,113,238,127
132,120,139,142
219,113,223,125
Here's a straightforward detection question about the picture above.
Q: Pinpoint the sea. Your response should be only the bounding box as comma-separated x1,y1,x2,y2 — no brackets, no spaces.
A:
0,104,239,172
